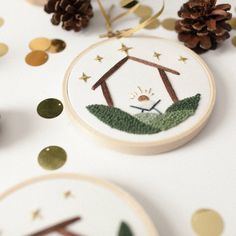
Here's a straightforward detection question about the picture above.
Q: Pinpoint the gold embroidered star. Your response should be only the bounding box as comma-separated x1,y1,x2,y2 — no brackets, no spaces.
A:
179,56,188,63
154,52,161,60
32,209,42,221
79,73,91,82
119,43,133,55
64,191,74,199
95,55,103,62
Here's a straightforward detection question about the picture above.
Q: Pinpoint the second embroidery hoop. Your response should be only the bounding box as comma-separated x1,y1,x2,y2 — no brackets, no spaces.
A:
63,36,216,154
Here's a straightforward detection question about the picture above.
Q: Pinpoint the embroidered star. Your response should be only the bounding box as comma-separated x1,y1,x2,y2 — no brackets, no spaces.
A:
95,55,103,62
179,56,188,63
154,52,161,60
119,43,133,55
79,73,91,82
32,209,42,221
64,191,74,199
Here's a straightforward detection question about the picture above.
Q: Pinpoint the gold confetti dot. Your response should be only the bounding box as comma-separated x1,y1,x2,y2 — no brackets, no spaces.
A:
0,43,8,57
25,50,48,66
140,17,161,29
47,39,66,53
228,17,236,30
0,17,4,27
29,37,51,51
162,18,177,31
27,0,48,6
232,36,236,47
38,146,67,170
192,209,224,236
134,5,153,18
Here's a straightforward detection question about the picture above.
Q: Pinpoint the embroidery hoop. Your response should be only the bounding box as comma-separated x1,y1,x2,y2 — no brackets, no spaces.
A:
0,173,159,236
63,36,216,155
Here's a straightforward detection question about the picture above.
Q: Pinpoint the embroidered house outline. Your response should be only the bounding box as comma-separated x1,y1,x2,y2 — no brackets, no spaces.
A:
92,56,181,107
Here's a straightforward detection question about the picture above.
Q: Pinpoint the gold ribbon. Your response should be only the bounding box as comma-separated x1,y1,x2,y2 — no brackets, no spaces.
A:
96,0,165,38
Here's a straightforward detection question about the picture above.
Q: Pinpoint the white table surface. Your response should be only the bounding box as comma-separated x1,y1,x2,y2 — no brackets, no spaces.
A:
0,0,235,235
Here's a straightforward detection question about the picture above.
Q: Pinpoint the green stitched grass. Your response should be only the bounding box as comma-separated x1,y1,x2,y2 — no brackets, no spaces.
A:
87,94,201,135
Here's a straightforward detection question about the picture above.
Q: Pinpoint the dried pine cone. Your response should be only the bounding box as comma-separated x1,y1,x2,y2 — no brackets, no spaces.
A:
44,0,93,32
175,0,232,53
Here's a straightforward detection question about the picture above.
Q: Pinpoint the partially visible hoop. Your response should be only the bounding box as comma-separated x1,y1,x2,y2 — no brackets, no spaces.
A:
63,36,216,155
0,173,159,236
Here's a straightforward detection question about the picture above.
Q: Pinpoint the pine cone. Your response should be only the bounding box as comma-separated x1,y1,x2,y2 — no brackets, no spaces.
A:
175,0,232,53
44,0,93,32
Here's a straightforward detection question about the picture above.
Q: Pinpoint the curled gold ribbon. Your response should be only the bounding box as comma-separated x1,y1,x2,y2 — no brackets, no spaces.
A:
96,0,165,38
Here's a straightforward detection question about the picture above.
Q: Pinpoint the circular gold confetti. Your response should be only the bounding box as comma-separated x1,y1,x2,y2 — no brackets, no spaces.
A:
0,17,4,27
192,209,224,236
25,50,48,66
140,17,161,29
47,39,66,53
162,18,177,31
29,37,51,51
37,98,63,119
232,36,236,47
228,17,236,30
134,5,153,18
38,146,67,170
27,0,48,6
0,43,8,57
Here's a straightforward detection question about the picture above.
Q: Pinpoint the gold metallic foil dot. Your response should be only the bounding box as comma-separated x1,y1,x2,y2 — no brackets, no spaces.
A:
228,17,236,30
134,5,153,18
47,39,66,53
232,36,236,47
27,0,48,6
0,17,4,27
25,50,48,66
140,17,161,29
38,146,67,170
0,43,8,57
162,18,177,31
192,209,224,236
29,37,51,51
37,98,63,119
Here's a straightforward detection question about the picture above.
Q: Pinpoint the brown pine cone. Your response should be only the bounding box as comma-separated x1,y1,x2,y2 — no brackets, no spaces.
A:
175,0,232,53
44,0,93,32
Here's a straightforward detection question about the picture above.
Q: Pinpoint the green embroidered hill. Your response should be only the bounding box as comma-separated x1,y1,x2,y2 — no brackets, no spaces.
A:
87,94,201,135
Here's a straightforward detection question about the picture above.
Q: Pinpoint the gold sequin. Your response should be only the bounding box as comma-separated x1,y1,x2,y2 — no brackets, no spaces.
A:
0,43,8,57
192,209,224,236
47,39,66,53
0,17,4,27
228,17,236,30
134,5,153,18
140,17,161,29
29,37,51,51
25,50,48,66
162,18,177,31
232,36,236,47
26,0,48,6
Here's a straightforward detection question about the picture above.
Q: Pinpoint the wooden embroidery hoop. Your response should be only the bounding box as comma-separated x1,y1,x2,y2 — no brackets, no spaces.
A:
63,36,216,155
0,173,159,236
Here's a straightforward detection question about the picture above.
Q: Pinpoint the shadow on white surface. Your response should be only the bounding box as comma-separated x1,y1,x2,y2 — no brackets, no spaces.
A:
0,110,33,148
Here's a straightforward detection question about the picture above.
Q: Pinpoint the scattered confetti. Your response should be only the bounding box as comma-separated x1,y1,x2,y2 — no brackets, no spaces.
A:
38,146,67,170
37,98,63,119
47,39,66,53
134,5,153,18
25,50,49,66
140,17,160,29
0,43,8,57
79,73,91,82
29,37,51,51
32,209,42,221
0,17,4,27
153,52,162,60
119,44,133,55
192,209,224,236
179,56,188,63
95,55,103,62
162,18,177,31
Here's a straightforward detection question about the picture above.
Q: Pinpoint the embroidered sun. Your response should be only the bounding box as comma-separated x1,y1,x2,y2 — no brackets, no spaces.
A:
130,87,154,102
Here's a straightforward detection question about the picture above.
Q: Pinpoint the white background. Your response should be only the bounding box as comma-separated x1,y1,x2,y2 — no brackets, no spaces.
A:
0,0,235,235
